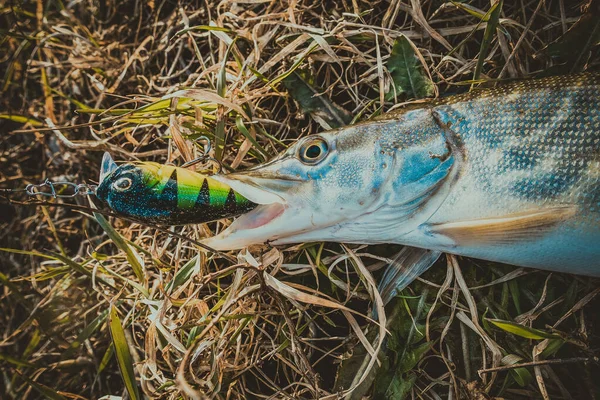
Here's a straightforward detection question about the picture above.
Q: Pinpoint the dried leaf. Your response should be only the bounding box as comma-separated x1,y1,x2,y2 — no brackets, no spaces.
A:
264,272,354,312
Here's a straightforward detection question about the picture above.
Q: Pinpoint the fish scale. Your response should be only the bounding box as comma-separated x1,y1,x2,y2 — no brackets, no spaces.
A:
434,74,600,216
394,73,600,275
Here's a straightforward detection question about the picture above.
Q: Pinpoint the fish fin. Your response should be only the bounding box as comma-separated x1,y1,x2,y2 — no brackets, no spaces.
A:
426,206,577,246
378,246,442,306
99,152,117,183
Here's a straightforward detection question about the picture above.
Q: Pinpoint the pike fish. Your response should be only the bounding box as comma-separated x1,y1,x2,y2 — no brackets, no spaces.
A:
95,154,257,225
196,73,600,291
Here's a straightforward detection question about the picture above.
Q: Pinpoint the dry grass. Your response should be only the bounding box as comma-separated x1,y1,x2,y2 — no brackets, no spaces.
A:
1,0,600,399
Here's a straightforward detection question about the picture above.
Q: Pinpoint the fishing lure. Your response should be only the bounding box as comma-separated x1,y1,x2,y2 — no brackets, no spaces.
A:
95,153,257,225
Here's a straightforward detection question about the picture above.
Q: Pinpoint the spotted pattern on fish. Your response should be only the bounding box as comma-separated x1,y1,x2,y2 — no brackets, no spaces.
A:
427,74,600,229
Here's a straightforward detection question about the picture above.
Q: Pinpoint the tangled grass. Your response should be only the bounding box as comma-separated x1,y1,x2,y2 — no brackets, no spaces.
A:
1,0,600,399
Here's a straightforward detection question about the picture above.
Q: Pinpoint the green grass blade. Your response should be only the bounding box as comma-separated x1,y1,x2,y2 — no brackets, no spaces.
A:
0,113,43,126
487,318,561,340
66,308,110,356
1,38,31,93
508,279,522,314
283,71,351,129
22,329,41,358
47,251,93,278
0,248,115,288
386,35,434,100
0,353,35,368
269,42,319,87
473,0,502,81
502,354,533,387
235,115,269,161
26,266,70,281
214,39,235,161
511,366,533,387
451,1,490,20
97,344,114,375
17,372,67,400
108,304,141,400
94,212,144,282
165,255,199,293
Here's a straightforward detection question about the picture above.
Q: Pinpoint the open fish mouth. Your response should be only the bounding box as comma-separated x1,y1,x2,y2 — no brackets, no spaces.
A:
203,171,307,250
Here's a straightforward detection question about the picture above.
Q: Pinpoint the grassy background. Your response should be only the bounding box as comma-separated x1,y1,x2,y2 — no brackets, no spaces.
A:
1,0,600,399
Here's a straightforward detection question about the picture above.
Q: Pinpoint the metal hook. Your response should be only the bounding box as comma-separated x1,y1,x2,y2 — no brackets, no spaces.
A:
195,135,212,155
180,136,223,173
23,180,97,198
181,156,222,173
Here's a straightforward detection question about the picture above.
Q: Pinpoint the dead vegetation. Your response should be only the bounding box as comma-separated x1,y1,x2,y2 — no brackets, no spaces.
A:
1,0,600,399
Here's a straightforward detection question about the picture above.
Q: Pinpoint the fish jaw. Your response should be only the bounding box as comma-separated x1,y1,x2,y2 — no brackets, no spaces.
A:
202,202,295,250
202,171,333,250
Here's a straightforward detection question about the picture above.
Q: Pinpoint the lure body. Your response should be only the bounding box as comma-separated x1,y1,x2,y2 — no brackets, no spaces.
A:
203,73,600,277
96,158,257,225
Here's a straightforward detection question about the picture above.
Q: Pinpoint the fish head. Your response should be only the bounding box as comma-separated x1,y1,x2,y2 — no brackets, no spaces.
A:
96,153,166,222
204,124,397,250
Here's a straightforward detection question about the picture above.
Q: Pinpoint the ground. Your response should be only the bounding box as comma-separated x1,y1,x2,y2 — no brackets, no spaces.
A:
1,0,599,399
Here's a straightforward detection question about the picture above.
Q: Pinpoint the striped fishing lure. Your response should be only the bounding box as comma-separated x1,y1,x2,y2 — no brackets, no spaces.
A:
95,153,257,225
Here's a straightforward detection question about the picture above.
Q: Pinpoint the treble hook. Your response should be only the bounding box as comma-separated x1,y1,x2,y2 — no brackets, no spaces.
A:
180,135,223,173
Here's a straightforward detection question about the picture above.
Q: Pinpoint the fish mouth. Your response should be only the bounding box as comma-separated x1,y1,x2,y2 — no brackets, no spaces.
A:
203,170,309,250
211,170,303,205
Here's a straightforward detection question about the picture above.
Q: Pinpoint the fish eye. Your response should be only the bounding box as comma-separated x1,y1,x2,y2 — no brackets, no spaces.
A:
112,177,132,192
298,137,329,165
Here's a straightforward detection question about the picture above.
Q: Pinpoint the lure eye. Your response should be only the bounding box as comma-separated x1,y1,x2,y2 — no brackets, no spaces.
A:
298,137,329,165
112,177,132,192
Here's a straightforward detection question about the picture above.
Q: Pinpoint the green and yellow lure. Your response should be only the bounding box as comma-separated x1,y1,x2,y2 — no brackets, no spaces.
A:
95,153,257,225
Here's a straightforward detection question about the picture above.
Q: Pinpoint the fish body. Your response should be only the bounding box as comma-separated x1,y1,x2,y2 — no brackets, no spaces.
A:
416,75,600,275
204,73,600,276
95,155,257,225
